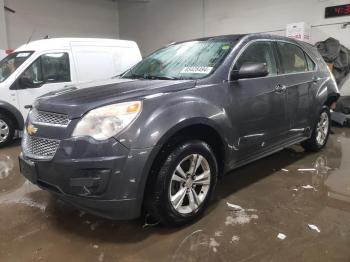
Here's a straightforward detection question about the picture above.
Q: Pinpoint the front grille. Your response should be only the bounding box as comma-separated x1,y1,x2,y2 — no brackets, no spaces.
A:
22,133,60,160
31,109,70,127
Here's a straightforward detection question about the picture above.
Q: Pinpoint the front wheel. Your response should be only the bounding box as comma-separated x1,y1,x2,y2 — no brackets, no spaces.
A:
302,107,331,152
0,113,15,148
147,140,218,226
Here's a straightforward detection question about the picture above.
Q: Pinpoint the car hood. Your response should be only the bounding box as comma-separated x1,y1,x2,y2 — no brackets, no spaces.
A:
35,78,196,119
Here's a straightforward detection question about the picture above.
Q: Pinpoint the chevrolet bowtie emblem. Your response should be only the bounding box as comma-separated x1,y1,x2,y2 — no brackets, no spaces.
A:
27,123,38,136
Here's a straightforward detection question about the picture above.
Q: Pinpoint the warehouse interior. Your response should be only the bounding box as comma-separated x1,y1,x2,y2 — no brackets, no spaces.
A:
0,0,350,261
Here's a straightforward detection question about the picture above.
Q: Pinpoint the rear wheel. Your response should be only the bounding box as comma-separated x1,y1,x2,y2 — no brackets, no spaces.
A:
147,140,218,226
302,107,331,152
0,113,15,148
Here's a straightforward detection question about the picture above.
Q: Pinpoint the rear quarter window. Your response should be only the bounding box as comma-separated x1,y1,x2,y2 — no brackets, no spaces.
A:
305,53,316,71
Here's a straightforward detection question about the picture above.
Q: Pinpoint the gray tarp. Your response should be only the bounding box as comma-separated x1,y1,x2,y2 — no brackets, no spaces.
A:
316,38,350,86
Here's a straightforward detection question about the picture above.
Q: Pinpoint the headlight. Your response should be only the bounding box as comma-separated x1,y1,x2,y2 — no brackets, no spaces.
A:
72,101,142,140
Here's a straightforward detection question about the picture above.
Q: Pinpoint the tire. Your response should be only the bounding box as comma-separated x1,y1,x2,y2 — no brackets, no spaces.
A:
146,140,218,226
302,107,331,152
0,113,15,148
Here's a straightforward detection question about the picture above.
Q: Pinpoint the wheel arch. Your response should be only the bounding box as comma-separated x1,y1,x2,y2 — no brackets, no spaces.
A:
324,92,340,109
0,101,24,130
140,120,228,213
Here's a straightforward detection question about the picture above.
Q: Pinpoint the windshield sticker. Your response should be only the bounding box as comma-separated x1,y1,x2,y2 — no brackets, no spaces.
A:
181,66,213,74
16,52,31,58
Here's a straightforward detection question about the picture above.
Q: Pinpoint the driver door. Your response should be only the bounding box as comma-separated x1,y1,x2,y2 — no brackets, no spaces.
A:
14,52,72,118
229,41,288,160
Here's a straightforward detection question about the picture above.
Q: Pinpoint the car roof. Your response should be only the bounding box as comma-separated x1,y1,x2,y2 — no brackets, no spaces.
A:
172,33,307,45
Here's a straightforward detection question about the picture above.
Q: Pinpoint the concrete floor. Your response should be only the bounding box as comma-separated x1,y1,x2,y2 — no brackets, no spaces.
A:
1,128,350,262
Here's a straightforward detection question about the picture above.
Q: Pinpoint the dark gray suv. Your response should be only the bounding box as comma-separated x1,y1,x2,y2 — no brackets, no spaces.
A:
19,34,339,226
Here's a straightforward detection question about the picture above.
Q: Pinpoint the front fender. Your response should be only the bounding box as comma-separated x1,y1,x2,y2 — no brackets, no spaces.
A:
116,92,234,150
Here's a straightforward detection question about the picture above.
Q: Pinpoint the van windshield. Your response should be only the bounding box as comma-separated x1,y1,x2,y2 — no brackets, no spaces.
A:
0,51,33,83
122,40,233,80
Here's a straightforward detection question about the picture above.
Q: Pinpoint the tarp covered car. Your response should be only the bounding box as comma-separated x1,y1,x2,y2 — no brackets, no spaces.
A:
316,38,350,126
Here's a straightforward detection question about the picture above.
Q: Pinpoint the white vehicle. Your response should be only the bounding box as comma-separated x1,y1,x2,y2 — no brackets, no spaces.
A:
0,38,142,147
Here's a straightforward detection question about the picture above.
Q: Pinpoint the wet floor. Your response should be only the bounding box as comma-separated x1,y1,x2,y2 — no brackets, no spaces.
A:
1,128,350,262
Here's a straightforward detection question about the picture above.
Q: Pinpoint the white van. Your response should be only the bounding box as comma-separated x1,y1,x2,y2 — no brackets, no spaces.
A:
0,38,142,147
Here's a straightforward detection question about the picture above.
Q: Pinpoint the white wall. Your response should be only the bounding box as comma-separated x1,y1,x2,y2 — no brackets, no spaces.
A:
0,0,8,49
119,0,204,55
4,0,119,49
119,0,350,55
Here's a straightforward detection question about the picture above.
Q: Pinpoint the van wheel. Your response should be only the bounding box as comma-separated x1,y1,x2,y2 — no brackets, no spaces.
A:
0,113,15,148
147,140,218,226
302,107,331,152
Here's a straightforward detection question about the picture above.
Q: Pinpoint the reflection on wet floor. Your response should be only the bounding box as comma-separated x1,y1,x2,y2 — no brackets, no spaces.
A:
1,130,350,261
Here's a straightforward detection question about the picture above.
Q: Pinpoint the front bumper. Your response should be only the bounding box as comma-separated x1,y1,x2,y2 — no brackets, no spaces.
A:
19,136,155,220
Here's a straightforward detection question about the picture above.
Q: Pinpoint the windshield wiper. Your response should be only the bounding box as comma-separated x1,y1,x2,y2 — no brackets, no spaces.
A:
145,75,178,80
125,73,147,79
122,72,179,80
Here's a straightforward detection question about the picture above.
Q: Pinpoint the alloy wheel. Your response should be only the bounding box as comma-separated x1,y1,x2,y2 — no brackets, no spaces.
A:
169,154,211,214
316,111,329,146
0,119,10,143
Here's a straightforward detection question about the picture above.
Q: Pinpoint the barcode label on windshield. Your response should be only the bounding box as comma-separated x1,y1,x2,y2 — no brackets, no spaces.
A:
17,53,31,57
181,66,213,74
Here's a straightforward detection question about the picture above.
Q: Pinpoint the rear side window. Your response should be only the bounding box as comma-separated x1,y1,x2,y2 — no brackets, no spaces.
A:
305,53,316,71
277,42,308,74
235,41,277,75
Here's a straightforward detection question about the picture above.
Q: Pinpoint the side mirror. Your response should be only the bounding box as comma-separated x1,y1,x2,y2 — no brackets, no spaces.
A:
231,62,269,80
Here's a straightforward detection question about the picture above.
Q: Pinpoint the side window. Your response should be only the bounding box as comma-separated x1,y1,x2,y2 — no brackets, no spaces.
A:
41,53,70,83
305,53,316,71
235,42,277,76
19,58,44,88
277,42,308,74
19,52,70,89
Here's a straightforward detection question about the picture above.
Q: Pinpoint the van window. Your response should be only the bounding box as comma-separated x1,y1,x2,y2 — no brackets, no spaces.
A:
277,42,308,74
0,51,33,83
235,42,277,75
19,52,70,88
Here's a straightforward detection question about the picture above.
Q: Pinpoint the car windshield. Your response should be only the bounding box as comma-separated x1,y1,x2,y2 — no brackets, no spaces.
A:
0,51,33,83
122,40,233,80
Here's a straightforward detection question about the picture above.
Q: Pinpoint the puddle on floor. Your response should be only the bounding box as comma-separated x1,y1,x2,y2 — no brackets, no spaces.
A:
0,129,350,261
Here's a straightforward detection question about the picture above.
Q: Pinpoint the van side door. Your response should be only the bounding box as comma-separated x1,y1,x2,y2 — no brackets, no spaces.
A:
229,40,289,161
276,42,316,137
13,52,72,118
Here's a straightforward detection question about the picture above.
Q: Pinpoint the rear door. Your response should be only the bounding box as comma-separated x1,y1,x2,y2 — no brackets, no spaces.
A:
276,42,316,137
15,52,72,117
229,40,289,159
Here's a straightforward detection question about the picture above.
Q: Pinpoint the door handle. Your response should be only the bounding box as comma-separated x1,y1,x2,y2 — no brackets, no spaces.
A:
24,105,33,109
275,84,286,93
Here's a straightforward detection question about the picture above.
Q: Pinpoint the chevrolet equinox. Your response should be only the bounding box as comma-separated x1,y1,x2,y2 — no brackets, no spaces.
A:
20,34,339,226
